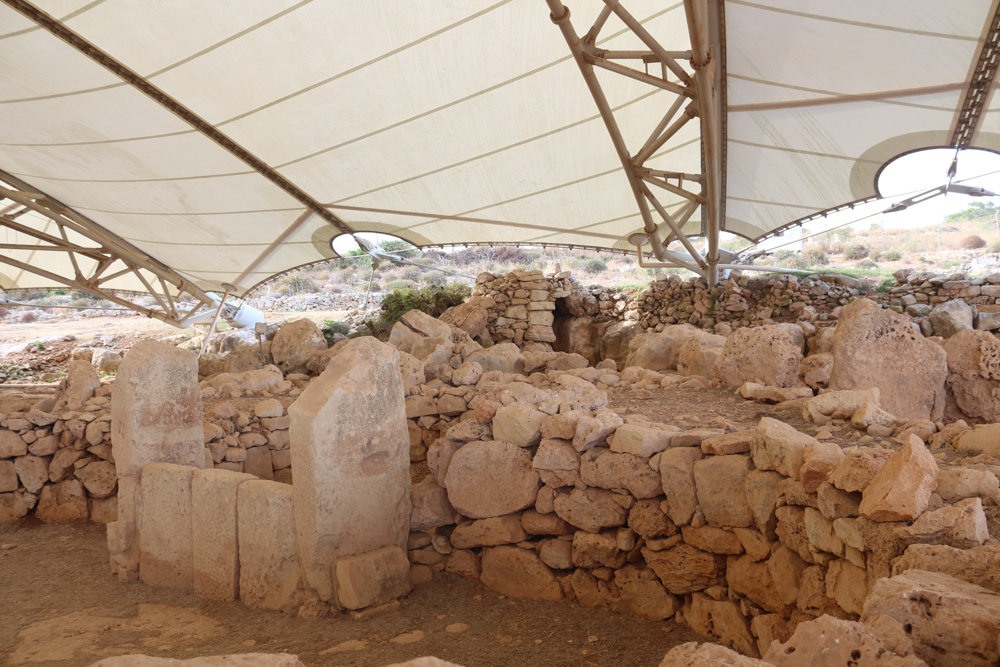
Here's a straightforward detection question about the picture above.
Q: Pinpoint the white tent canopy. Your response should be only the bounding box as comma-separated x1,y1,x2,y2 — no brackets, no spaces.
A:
1,0,998,321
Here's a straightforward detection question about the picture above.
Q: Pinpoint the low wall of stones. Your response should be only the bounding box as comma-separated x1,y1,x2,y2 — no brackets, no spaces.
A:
469,270,865,362
887,268,1000,335
0,365,117,524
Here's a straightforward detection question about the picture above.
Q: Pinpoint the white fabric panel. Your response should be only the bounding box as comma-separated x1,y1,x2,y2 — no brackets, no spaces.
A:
724,0,994,238
2,0,998,302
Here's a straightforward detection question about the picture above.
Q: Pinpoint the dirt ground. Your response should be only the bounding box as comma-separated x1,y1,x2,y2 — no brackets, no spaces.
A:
0,520,701,667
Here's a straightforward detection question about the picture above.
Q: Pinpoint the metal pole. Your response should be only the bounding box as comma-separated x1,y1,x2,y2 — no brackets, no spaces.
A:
198,291,229,357
684,0,722,285
545,0,678,264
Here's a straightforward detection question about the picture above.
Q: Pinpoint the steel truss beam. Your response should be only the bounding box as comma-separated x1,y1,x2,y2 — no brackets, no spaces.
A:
0,169,219,328
545,0,725,283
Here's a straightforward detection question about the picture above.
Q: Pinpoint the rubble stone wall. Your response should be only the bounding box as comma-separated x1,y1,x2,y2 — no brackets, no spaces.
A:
887,268,1000,334
0,388,117,524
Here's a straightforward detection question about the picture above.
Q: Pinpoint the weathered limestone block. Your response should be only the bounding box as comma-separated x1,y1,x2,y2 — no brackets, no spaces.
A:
52,360,100,412
410,475,455,531
659,642,770,666
713,326,803,388
531,438,581,488
896,497,988,549
465,343,525,374
139,463,196,589
764,615,924,666
492,403,545,447
610,423,675,457
745,469,784,540
480,545,563,600
751,417,815,480
600,320,643,369
76,460,117,498
192,468,256,601
0,489,35,521
553,487,628,532
289,337,409,602
935,467,999,503
238,480,301,610
892,544,1000,594
861,570,1000,667
859,436,938,522
112,340,203,475
111,339,203,581
829,299,947,421
270,319,328,373
693,455,753,528
36,478,88,523
580,449,661,499
625,324,717,371
942,330,1000,423
643,544,726,594
450,514,526,548
445,440,539,519
830,446,894,493
660,447,703,526
684,593,756,656
333,546,411,610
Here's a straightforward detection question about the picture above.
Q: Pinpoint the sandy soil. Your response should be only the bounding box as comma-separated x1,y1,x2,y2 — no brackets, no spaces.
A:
0,521,701,667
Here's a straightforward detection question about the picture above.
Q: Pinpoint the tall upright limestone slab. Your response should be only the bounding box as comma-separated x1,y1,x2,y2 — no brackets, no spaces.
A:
238,480,302,610
139,463,196,589
110,340,203,581
290,337,410,602
828,299,947,421
192,468,257,601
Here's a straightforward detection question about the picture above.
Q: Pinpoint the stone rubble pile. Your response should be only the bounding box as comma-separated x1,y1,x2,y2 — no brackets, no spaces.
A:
622,272,862,332
11,269,1000,664
245,290,380,313
888,268,1000,336
0,360,118,523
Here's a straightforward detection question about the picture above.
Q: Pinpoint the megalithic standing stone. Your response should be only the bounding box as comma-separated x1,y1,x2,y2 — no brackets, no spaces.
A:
109,339,204,581
290,336,411,602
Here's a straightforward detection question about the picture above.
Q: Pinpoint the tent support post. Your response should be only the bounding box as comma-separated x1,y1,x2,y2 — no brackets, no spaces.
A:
547,0,712,276
685,0,722,284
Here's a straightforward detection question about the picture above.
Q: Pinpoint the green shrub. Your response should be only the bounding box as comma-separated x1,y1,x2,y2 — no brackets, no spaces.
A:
804,248,828,266
855,259,877,269
772,250,807,270
843,244,870,260
378,283,472,327
882,250,902,261
989,241,1000,253
385,279,418,291
273,274,318,295
320,320,350,346
573,257,607,274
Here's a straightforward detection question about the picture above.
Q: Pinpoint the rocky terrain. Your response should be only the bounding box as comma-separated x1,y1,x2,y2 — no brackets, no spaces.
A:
6,268,1000,666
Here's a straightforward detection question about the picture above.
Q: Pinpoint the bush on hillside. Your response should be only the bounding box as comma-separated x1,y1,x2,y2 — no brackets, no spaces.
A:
804,248,828,266
881,250,902,261
843,244,870,260
379,283,472,325
960,234,987,250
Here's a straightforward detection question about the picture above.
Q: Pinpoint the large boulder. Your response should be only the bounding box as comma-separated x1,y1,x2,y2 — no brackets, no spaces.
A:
859,435,937,522
52,360,100,412
444,441,540,519
929,299,973,339
861,569,1000,667
439,295,494,337
712,326,803,388
829,299,947,421
676,335,726,379
942,329,1000,423
269,319,327,373
466,343,525,374
764,615,923,666
553,317,611,366
600,320,643,369
625,324,717,372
